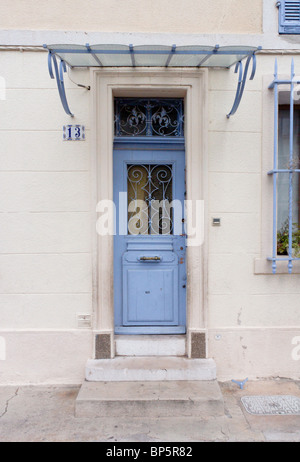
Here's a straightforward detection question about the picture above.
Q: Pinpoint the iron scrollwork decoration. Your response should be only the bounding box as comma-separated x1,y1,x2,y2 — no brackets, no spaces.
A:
115,98,184,137
127,164,173,235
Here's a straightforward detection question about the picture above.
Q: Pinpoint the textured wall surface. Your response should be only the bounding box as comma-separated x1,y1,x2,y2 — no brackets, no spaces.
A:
0,0,262,34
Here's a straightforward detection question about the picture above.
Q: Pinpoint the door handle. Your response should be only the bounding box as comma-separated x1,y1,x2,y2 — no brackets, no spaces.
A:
139,256,161,262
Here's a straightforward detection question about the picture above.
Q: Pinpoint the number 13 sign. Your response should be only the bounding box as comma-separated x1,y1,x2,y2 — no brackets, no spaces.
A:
63,125,85,141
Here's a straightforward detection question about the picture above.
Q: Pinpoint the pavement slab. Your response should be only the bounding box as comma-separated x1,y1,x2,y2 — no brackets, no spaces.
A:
0,379,299,442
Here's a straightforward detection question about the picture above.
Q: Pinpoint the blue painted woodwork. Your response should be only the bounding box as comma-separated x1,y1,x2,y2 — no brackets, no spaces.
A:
278,1,300,34
113,144,186,334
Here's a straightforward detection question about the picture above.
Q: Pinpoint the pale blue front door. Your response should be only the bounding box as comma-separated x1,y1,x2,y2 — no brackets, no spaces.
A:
113,143,186,334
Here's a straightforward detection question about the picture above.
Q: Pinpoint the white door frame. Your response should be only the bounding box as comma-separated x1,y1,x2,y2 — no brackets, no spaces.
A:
90,67,209,358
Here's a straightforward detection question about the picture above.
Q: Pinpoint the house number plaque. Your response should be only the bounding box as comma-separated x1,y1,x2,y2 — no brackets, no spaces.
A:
63,124,85,141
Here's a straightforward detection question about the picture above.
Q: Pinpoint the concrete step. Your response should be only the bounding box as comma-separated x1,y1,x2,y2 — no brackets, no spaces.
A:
115,335,186,357
75,380,224,418
85,357,216,382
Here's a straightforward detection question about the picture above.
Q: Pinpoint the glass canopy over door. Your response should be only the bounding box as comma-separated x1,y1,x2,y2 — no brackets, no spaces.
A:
43,43,261,118
44,44,259,68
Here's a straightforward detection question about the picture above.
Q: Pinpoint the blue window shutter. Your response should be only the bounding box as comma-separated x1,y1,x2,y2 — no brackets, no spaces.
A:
278,0,300,34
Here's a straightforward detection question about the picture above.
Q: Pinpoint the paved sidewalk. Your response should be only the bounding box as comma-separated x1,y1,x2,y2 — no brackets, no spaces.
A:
0,378,300,442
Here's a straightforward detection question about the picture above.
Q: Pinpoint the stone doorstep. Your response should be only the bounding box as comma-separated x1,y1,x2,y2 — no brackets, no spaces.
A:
75,380,224,418
115,335,186,357
85,357,217,382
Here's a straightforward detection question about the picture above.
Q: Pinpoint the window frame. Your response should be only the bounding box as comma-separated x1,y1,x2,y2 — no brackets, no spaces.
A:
277,103,300,229
278,0,300,35
255,73,300,274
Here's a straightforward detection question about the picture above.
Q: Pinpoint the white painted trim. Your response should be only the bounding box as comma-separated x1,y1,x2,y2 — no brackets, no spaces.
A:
90,67,209,357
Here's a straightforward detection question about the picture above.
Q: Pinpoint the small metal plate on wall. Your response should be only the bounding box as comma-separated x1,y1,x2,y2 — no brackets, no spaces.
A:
77,314,92,328
212,218,221,226
241,395,300,415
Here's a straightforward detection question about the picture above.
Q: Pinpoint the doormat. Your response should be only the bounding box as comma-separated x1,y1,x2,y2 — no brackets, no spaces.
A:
241,395,300,415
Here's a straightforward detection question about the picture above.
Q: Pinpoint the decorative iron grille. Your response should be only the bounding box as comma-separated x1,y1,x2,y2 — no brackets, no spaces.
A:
268,59,300,273
127,164,173,235
114,98,184,137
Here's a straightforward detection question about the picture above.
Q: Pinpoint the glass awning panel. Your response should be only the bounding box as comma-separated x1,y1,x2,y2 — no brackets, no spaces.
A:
43,43,261,118
202,45,259,68
44,44,259,68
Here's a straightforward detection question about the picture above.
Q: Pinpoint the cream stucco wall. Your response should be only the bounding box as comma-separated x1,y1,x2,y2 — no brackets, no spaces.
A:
1,0,300,383
0,49,300,383
207,55,300,380
0,51,93,384
0,0,262,34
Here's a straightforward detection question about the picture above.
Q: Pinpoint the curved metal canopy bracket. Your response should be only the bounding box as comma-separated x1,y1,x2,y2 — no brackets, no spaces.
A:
47,51,74,117
226,50,259,118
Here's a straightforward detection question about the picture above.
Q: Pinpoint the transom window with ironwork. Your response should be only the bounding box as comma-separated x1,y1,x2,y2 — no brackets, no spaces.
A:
114,98,184,137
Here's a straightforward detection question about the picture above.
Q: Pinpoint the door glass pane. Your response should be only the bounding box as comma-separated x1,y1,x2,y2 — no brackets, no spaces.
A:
127,164,173,235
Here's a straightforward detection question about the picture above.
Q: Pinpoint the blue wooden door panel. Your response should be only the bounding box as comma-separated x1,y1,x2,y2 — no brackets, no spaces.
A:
113,147,186,334
124,267,177,324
